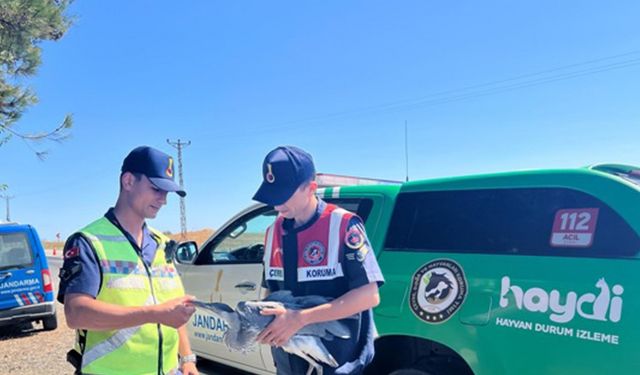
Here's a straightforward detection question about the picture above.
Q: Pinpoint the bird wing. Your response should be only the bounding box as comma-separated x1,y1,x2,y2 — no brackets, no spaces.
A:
298,319,351,340
264,290,295,303
284,335,339,368
259,293,354,339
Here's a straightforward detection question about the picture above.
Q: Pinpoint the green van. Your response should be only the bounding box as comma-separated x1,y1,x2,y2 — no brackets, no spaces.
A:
177,164,640,375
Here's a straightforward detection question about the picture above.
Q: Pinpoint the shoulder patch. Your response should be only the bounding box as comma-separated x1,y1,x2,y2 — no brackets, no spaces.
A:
345,226,365,250
64,246,80,259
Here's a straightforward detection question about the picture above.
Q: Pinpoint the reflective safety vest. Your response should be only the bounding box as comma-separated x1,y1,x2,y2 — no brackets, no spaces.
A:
75,217,184,375
263,204,354,284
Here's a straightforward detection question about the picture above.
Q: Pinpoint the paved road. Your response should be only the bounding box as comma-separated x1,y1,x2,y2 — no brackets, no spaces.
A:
47,256,253,375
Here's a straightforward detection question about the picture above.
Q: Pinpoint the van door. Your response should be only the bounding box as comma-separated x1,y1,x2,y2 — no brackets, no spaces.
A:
177,196,383,373
0,229,43,311
177,207,276,372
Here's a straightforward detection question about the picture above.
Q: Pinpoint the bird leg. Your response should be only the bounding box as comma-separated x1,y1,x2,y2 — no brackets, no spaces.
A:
305,362,323,375
291,351,323,375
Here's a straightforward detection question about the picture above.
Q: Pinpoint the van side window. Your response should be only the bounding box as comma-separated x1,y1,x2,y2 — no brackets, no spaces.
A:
0,232,34,269
385,188,640,258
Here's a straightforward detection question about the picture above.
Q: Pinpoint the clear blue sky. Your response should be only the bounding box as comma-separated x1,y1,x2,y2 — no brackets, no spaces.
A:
3,1,640,240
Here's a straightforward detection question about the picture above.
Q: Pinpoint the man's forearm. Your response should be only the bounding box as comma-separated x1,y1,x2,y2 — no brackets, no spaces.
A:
178,325,193,356
64,293,157,330
299,282,380,326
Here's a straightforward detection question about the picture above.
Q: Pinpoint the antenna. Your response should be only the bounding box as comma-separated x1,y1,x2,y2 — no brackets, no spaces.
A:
405,120,409,182
166,139,191,239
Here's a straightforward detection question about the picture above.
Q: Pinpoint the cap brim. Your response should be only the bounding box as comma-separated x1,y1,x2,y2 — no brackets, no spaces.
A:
148,177,186,197
252,181,296,206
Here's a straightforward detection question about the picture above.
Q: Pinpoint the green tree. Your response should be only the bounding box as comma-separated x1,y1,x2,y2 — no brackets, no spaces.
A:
0,0,73,160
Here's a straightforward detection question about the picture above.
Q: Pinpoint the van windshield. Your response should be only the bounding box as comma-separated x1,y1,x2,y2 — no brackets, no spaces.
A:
0,232,34,270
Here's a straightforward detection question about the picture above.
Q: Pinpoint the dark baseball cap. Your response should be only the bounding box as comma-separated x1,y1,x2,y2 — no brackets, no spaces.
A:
121,146,186,197
252,146,315,206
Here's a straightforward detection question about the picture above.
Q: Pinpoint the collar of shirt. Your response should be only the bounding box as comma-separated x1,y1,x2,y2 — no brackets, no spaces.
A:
282,198,327,234
104,207,156,252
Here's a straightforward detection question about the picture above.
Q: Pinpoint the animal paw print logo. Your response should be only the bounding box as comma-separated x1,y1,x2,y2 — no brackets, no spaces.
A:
409,259,467,324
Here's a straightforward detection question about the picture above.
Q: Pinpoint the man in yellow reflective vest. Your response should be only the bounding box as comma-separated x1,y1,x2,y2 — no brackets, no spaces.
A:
57,146,198,375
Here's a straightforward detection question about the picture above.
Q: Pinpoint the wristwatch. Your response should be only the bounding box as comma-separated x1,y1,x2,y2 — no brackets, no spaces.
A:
180,353,197,365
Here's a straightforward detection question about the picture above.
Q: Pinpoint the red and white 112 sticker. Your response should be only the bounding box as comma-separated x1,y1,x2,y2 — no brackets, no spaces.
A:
550,208,599,247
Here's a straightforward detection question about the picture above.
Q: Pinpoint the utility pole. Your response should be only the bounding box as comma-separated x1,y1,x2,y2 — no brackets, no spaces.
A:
0,194,14,222
167,139,191,239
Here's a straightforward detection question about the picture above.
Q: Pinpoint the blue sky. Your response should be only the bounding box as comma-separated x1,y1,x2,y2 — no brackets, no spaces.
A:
2,1,640,240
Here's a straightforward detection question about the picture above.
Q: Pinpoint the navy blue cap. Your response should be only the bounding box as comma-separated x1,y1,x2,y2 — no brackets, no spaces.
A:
252,146,315,206
121,146,186,197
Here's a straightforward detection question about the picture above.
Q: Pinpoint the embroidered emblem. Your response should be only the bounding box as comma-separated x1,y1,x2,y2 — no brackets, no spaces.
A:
64,247,80,259
266,163,276,183
166,157,174,178
302,241,326,266
356,245,369,262
345,227,365,249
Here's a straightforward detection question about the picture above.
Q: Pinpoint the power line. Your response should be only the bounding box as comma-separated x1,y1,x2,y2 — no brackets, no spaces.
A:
240,50,640,132
167,139,191,239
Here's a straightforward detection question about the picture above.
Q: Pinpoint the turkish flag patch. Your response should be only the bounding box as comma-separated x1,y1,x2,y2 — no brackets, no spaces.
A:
64,246,80,259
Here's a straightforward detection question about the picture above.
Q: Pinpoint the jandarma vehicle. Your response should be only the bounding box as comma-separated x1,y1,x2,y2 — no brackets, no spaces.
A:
174,164,640,375
0,223,57,331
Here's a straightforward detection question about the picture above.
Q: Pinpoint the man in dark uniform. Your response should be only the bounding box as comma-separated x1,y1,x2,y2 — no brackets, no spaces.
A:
254,146,384,375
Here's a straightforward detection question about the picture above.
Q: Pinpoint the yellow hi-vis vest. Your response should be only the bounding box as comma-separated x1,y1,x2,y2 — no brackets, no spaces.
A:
75,217,185,375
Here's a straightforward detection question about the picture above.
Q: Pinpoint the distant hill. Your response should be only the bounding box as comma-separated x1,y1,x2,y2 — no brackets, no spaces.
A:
167,228,215,246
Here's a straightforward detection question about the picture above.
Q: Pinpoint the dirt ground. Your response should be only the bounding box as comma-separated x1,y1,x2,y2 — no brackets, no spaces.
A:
0,302,75,374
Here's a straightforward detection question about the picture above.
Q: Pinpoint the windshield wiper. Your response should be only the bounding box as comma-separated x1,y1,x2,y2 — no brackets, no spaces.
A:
0,264,26,271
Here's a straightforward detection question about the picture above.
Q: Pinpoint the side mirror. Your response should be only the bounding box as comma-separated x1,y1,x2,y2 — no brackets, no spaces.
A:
174,241,198,264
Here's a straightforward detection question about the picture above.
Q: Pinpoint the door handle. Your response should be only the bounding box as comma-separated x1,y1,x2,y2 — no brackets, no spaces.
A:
0,272,12,279
234,282,256,291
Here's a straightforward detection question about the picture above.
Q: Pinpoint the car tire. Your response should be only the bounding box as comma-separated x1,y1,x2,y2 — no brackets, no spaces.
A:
43,315,58,331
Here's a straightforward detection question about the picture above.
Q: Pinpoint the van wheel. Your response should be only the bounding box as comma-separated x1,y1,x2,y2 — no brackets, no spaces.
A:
43,315,58,331
389,369,431,375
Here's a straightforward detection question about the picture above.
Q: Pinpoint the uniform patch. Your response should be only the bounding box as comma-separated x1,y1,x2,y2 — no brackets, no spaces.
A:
345,227,365,249
64,246,80,259
266,163,276,183
302,241,326,266
356,245,369,262
107,276,148,290
409,259,467,324
166,157,174,177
